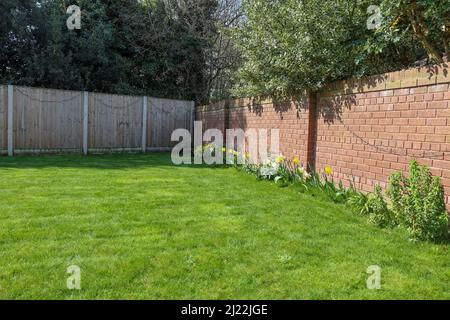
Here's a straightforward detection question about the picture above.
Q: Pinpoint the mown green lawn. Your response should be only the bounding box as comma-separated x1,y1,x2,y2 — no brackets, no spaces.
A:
0,153,448,299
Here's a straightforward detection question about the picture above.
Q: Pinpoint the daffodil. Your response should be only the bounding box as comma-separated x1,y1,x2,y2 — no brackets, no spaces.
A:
244,152,250,159
325,165,333,175
228,149,234,154
293,157,300,165
275,155,285,164
222,147,226,153
304,172,311,180
298,167,304,175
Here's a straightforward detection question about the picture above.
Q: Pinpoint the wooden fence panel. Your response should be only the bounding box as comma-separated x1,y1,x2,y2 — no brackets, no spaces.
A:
13,86,83,152
0,85,194,155
88,92,143,151
148,98,194,149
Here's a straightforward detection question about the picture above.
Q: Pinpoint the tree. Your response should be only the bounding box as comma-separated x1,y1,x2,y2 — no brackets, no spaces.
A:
232,0,446,100
0,0,238,103
205,0,243,102
371,0,449,63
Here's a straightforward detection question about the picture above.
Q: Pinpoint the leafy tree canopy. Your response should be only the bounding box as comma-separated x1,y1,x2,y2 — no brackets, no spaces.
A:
233,0,448,100
0,0,226,103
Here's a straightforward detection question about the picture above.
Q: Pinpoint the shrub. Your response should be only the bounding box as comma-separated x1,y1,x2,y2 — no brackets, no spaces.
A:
366,186,394,228
347,191,371,216
387,160,449,242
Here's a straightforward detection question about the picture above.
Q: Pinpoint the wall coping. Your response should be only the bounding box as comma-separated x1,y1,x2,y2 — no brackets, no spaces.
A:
197,63,450,112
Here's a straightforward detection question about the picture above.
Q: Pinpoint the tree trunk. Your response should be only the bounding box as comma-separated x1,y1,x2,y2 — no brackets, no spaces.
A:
407,3,444,63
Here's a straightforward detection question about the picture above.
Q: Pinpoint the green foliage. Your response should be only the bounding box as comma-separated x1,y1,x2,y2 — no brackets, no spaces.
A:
366,185,394,228
387,160,449,242
369,0,450,63
347,191,371,216
233,0,418,99
347,186,394,227
236,154,448,243
0,0,225,103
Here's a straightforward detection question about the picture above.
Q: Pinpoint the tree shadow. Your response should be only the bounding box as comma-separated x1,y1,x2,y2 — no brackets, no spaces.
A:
0,153,231,170
424,62,449,78
318,74,387,123
317,62,449,123
241,95,309,120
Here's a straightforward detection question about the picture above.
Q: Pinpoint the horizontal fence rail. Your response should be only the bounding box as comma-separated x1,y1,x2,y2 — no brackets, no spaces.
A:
0,85,194,155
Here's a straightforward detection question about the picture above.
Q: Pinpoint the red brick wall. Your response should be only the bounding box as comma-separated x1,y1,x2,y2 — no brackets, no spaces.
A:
317,84,449,197
198,98,312,166
196,101,227,135
228,99,311,166
197,65,450,207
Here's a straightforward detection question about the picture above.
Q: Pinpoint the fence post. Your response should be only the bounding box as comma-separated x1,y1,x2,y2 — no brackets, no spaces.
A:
7,85,14,157
191,100,195,139
83,91,89,155
223,100,230,147
142,96,148,153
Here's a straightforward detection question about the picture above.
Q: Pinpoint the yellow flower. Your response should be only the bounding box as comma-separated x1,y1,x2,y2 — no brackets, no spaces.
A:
233,151,239,156
293,157,300,165
325,165,333,175
244,152,250,159
275,155,285,164
228,149,234,154
298,167,304,175
222,147,226,153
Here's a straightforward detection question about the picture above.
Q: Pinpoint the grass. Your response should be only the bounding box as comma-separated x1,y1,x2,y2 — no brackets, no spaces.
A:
0,153,448,300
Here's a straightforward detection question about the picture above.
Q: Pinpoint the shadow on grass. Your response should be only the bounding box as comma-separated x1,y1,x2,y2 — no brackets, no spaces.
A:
0,153,229,170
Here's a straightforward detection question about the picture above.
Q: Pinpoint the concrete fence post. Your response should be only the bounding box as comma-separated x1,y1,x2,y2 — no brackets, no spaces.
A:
7,85,14,157
142,96,148,153
83,91,89,155
223,100,231,146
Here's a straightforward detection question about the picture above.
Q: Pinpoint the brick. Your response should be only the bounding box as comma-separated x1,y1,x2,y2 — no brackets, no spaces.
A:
394,88,410,96
428,84,448,93
428,101,448,109
426,118,447,126
436,109,450,117
435,126,450,134
433,160,450,170
392,118,409,125
401,110,418,118
409,134,426,142
416,126,435,134
409,87,428,94
408,102,427,110
416,109,435,118
426,135,446,143
384,154,398,162
400,126,417,133
408,118,426,126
